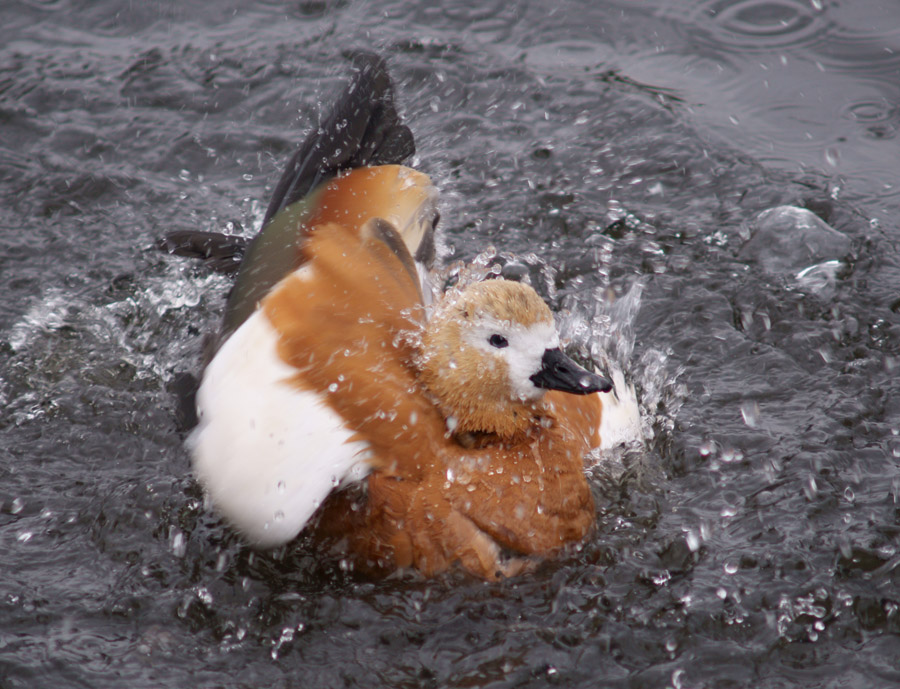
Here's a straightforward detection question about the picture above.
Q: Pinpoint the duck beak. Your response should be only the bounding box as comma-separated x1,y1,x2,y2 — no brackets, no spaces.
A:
529,348,613,395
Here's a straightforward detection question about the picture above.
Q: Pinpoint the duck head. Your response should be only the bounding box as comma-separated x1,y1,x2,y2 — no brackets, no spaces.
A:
419,279,613,439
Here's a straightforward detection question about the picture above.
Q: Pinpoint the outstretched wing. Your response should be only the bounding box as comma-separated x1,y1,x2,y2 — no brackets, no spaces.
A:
159,53,423,327
193,217,444,547
262,52,415,226
263,219,446,475
222,164,437,340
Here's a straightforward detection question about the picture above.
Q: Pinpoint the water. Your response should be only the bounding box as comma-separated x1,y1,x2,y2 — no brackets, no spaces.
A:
2,0,900,686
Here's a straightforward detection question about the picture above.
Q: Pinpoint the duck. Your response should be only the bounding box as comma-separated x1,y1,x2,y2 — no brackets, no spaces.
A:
167,53,631,579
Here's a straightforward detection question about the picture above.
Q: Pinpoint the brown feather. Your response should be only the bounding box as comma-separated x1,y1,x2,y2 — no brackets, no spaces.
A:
261,195,603,579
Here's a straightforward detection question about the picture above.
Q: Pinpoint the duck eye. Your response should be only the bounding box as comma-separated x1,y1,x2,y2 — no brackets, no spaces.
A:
488,334,509,349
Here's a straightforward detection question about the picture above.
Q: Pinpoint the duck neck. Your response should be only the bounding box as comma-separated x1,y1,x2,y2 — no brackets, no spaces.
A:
421,372,546,441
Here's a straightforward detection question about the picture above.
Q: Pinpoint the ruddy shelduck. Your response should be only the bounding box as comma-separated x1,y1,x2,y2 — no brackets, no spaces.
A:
177,54,627,579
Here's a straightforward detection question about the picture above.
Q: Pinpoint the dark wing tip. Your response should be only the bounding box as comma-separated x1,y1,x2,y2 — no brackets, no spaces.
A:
262,53,415,227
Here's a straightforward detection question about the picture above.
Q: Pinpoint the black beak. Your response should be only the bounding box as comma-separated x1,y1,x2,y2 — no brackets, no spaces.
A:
529,348,613,395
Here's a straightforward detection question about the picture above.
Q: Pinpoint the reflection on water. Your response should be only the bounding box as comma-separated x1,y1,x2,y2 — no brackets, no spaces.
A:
1,0,900,687
684,0,830,50
618,0,900,214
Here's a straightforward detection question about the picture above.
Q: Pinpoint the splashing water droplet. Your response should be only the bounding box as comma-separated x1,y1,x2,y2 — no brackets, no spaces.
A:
740,401,761,428
271,626,295,660
169,528,186,557
803,475,818,500
686,530,701,552
838,536,853,559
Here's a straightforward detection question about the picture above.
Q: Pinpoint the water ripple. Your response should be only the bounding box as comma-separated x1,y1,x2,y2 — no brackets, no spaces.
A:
842,98,900,140
682,0,834,52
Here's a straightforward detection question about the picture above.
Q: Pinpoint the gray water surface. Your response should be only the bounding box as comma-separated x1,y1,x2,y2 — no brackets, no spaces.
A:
2,0,900,687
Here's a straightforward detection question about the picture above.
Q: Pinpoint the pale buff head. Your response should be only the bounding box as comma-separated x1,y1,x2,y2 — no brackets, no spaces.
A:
419,279,613,438
418,280,557,437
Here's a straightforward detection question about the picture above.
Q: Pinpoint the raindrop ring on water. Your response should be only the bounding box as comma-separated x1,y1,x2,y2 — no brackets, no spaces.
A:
685,0,830,52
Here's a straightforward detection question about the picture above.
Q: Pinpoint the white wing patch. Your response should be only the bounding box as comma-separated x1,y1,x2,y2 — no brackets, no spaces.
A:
191,309,372,547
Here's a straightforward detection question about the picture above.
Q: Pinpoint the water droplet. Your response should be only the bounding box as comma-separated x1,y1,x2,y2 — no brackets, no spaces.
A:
721,448,743,463
740,401,761,428
803,475,818,500
277,480,286,494
274,510,285,522
17,531,33,543
724,560,739,575
699,440,716,458
10,498,24,515
686,531,701,552
169,528,186,558
328,383,338,392
271,626,295,660
838,536,852,559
